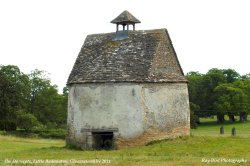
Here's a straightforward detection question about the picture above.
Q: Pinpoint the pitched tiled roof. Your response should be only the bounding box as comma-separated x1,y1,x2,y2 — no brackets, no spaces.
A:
111,10,141,24
67,29,187,84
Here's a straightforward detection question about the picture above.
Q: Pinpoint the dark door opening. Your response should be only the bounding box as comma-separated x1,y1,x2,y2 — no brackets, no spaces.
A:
92,132,114,150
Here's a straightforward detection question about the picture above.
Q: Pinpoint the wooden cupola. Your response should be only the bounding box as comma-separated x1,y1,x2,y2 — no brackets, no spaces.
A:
111,10,141,31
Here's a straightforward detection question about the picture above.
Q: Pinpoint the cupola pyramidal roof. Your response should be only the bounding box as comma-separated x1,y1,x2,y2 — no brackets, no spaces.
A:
111,10,141,24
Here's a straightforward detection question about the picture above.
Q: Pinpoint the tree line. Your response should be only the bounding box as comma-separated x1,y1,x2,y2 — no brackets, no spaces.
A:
1,65,249,131
0,65,68,131
187,68,250,127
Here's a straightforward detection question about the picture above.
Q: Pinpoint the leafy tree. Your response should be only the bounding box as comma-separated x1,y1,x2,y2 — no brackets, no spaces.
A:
241,73,250,81
0,65,30,130
16,110,41,131
33,85,67,128
190,102,200,129
201,68,227,110
63,87,69,97
214,83,248,122
232,80,250,121
0,66,67,131
27,70,67,128
222,69,240,83
187,68,243,122
28,69,51,114
186,72,204,107
27,69,67,128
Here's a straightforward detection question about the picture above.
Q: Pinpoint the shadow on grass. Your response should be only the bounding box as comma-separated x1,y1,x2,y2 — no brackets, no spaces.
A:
40,145,94,152
199,120,249,127
146,136,190,146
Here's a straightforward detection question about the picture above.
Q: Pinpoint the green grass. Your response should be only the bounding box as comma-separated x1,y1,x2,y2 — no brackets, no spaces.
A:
0,135,249,165
0,119,250,165
1,129,66,139
191,117,250,137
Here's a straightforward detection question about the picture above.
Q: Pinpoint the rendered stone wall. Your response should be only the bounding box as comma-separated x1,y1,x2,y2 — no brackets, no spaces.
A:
66,83,190,149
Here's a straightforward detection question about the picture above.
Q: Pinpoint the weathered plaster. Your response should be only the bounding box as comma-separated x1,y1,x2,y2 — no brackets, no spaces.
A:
66,82,190,149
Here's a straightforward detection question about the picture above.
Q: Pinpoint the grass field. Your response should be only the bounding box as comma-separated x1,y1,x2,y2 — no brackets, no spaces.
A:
191,117,250,137
0,118,250,166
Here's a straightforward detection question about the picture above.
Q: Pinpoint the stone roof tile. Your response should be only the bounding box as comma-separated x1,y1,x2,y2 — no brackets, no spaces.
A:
67,29,187,84
111,10,141,24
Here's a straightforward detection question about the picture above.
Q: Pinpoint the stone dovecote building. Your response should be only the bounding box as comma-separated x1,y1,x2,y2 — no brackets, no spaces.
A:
66,10,190,150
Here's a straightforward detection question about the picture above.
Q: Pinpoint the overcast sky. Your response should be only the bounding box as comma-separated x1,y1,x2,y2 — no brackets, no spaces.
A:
1,0,249,93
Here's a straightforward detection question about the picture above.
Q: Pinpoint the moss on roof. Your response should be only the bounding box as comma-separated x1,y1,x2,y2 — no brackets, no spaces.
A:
67,29,187,84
